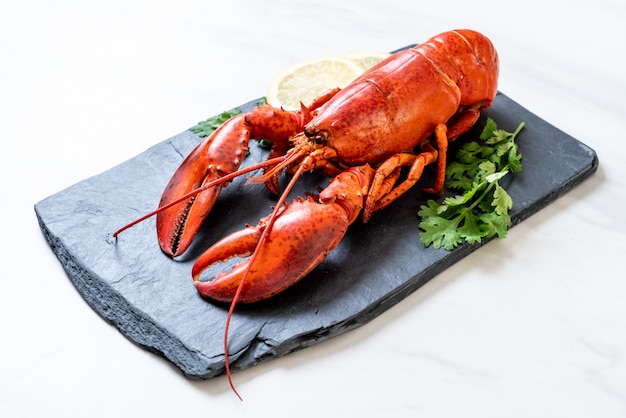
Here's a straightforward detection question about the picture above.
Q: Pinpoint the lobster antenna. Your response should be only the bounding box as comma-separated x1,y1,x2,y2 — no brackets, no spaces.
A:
222,156,312,401
112,155,287,238
246,141,314,185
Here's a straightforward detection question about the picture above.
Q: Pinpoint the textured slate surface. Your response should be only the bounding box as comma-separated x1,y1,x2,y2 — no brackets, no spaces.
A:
35,92,598,380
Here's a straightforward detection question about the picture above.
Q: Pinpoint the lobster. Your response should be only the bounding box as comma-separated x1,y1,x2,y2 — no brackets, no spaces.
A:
114,29,499,398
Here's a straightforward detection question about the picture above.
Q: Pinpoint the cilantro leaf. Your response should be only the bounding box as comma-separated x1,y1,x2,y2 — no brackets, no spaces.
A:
190,98,268,138
479,117,498,140
188,98,270,157
190,107,243,138
418,210,463,250
456,208,484,245
419,118,525,249
492,183,513,215
478,211,511,238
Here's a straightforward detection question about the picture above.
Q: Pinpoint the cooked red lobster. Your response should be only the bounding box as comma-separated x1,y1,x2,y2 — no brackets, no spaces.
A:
115,29,499,397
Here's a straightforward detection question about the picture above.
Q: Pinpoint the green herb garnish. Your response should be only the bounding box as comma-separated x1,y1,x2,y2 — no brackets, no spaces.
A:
190,107,243,138
188,99,269,159
418,118,525,250
189,98,268,143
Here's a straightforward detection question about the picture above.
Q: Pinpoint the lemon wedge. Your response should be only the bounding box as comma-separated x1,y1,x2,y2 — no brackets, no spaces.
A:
266,55,364,111
344,50,391,70
266,50,393,110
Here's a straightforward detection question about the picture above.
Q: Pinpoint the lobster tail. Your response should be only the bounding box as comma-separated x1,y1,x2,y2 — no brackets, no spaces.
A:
425,29,499,109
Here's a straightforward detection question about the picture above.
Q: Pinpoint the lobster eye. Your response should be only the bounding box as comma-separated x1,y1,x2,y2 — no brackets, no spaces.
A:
304,126,328,144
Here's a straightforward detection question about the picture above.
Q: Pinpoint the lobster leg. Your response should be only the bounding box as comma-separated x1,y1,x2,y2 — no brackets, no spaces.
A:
362,125,443,222
420,123,449,195
422,107,482,194
362,106,483,221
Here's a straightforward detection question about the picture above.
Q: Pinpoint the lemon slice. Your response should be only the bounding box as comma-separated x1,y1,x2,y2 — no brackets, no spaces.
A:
266,55,364,110
344,50,392,70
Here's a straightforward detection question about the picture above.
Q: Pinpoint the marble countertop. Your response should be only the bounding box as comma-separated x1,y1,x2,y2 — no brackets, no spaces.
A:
2,0,625,416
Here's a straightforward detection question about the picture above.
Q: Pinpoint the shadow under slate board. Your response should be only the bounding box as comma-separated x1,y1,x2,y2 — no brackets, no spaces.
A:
35,91,598,380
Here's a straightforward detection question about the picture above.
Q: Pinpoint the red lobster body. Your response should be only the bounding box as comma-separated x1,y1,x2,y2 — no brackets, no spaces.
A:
114,29,499,398
310,49,459,166
313,30,497,167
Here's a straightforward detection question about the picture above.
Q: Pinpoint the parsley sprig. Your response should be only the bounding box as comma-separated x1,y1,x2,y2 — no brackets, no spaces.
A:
190,99,267,138
190,107,243,138
418,118,525,250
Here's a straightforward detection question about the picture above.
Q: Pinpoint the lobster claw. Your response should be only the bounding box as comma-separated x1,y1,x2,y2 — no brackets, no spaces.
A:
192,198,347,303
193,164,376,303
157,105,306,257
157,115,251,257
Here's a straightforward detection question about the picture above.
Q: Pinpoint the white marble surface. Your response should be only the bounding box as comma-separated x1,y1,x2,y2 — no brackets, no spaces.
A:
2,0,625,416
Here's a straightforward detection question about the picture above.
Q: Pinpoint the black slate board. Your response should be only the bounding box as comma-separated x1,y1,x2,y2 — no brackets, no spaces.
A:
35,92,598,380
